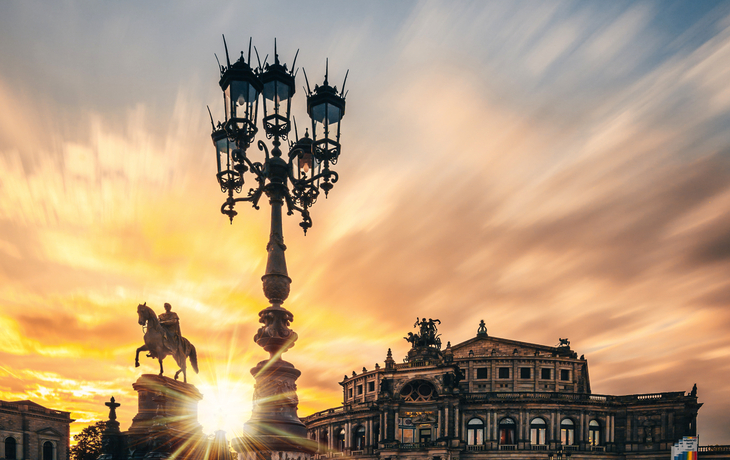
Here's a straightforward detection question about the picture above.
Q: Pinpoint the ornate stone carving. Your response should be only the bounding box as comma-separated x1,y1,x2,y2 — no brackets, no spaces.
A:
262,274,291,305
254,306,298,355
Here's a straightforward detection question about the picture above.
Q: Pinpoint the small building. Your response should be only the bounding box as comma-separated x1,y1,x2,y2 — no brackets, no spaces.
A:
0,400,73,460
302,319,704,460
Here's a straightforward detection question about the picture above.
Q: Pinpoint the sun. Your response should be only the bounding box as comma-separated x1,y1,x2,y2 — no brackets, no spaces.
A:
197,377,254,439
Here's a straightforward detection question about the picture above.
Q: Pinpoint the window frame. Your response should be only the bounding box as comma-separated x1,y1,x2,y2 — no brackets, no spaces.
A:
467,418,485,445
530,418,547,445
498,418,516,445
43,441,54,460
5,437,17,460
589,420,601,446
561,418,576,445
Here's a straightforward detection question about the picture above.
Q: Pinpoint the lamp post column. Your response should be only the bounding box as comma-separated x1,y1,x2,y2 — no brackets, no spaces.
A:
242,167,310,458
211,37,347,460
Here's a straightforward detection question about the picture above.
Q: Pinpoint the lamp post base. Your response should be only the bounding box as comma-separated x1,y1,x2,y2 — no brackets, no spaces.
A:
233,358,315,460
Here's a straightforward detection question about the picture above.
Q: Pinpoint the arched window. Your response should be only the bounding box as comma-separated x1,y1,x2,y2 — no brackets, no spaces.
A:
354,426,366,450
589,420,601,446
499,418,516,445
467,418,484,445
5,437,17,460
530,418,547,445
561,419,575,445
43,441,53,460
399,380,436,402
337,428,346,451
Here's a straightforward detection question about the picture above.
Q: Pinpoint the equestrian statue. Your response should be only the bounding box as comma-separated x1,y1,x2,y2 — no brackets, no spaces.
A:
135,302,199,383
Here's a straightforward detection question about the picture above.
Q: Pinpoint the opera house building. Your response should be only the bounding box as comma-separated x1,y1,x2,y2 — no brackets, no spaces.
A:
302,319,702,460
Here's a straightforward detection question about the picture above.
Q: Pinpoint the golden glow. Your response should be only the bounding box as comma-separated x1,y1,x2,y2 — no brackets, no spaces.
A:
1,1,730,447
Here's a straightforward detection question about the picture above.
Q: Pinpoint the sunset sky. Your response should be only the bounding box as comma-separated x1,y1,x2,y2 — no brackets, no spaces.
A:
1,0,730,445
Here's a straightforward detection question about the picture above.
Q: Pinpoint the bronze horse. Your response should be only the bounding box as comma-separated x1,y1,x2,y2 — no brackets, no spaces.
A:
135,303,199,383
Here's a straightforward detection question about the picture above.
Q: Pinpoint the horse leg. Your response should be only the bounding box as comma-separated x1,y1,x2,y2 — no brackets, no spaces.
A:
135,345,148,367
174,358,186,383
159,358,164,376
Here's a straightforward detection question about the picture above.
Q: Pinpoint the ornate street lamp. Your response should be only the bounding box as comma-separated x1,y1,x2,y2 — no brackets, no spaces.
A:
208,36,347,460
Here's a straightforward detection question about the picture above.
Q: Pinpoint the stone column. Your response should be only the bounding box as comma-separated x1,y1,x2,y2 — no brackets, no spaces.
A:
444,406,449,437
368,419,373,446
609,414,616,442
379,412,384,442
493,412,498,441
486,411,491,441
346,422,351,450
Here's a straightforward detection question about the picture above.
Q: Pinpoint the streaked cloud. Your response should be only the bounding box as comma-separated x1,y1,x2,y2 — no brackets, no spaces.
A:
0,0,729,445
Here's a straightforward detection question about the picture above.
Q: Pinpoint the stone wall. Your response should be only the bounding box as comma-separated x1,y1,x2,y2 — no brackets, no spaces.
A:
0,401,72,460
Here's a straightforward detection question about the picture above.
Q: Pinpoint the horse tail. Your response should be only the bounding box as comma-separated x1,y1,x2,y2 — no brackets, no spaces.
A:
190,344,199,374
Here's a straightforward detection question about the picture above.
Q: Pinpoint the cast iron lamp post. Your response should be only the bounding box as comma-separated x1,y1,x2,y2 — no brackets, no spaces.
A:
209,37,347,459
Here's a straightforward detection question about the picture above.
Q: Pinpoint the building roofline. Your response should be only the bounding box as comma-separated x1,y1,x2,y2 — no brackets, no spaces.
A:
450,334,561,353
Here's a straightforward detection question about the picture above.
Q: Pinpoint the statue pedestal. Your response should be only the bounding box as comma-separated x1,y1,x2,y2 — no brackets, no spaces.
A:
125,374,205,460
232,359,316,460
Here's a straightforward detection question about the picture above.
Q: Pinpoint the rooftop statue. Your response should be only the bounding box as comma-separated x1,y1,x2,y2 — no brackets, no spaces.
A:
404,317,442,350
135,302,199,383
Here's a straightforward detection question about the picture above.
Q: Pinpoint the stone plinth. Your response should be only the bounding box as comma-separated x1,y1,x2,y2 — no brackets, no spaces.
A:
232,359,316,460
125,374,205,460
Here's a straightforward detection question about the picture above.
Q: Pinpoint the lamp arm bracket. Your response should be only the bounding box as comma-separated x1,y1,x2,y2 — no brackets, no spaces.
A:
296,169,338,187
284,193,313,234
242,156,266,181
222,184,264,211
257,140,270,160
247,186,264,210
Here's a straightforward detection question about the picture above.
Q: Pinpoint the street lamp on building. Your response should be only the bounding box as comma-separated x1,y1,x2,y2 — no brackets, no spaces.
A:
209,36,347,459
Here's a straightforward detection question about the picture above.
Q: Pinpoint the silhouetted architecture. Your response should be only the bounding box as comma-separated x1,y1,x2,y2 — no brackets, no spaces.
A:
302,320,704,460
0,400,73,460
98,375,222,460
207,36,348,460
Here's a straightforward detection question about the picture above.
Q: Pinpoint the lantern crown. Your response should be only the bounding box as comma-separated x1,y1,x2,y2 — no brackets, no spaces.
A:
209,37,347,231
218,42,262,94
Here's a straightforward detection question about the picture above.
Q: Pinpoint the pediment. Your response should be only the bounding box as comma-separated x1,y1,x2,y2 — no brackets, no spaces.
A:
36,427,62,437
450,335,558,358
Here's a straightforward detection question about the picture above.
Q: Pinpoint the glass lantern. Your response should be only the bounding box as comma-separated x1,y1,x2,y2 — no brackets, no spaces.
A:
219,53,262,148
307,79,346,165
260,54,296,139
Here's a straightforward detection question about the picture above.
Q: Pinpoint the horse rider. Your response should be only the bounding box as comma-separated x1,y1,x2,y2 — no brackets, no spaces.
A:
159,302,181,351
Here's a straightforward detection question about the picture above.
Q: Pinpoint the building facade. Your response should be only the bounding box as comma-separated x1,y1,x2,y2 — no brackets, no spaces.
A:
302,320,702,460
0,400,73,460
